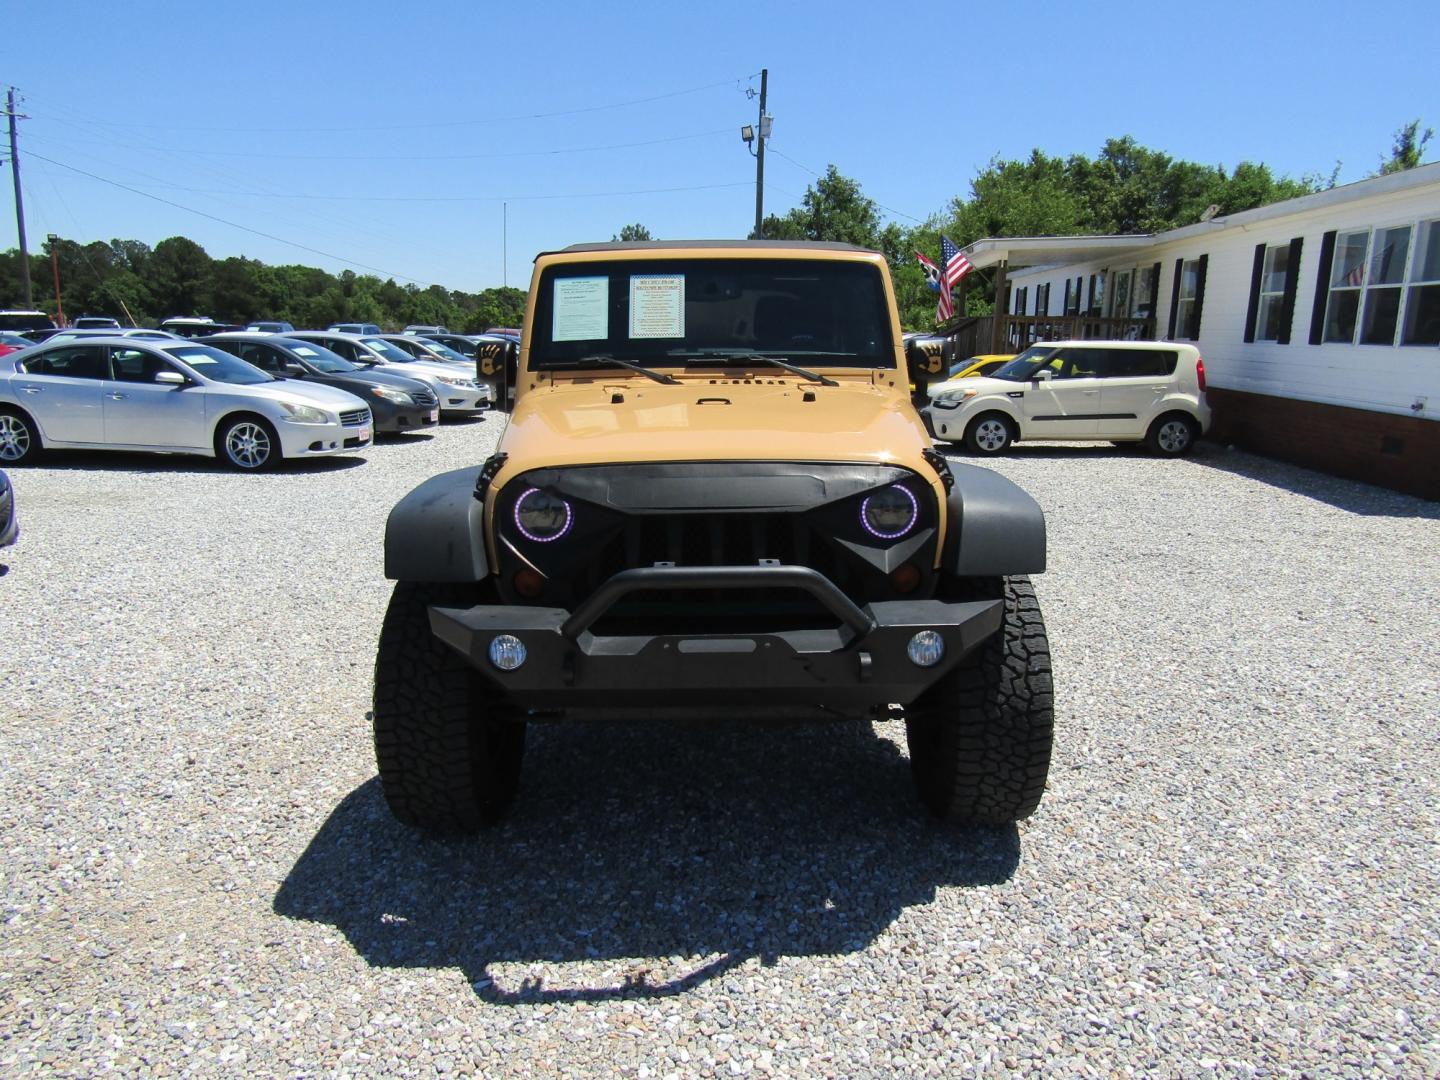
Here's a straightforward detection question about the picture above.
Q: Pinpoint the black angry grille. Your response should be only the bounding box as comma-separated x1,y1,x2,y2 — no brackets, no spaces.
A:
410,389,437,407
495,462,938,634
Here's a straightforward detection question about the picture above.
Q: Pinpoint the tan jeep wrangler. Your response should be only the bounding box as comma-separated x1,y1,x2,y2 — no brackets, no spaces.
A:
376,240,1053,830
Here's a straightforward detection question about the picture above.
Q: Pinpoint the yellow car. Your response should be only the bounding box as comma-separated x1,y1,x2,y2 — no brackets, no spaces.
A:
947,354,1014,380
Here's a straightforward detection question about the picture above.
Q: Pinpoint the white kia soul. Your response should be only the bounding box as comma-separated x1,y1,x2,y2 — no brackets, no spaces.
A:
922,340,1211,456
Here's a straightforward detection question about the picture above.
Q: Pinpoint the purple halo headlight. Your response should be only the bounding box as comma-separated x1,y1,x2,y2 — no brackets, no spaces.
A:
513,487,573,542
860,484,918,540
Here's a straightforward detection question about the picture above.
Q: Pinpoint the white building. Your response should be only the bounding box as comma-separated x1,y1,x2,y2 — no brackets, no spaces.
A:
957,162,1440,499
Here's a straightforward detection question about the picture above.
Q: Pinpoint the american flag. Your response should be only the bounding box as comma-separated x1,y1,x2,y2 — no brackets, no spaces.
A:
941,236,974,289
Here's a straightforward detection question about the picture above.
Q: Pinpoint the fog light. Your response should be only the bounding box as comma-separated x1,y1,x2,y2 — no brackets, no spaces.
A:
488,634,527,671
906,630,945,668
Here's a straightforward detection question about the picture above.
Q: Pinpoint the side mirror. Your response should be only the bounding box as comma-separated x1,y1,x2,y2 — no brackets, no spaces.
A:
284,363,306,376
155,370,187,386
1032,369,1054,382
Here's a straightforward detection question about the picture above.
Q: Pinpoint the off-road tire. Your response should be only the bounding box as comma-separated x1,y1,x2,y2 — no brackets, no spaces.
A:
373,581,525,831
904,576,1053,823
964,412,1015,455
1145,412,1198,457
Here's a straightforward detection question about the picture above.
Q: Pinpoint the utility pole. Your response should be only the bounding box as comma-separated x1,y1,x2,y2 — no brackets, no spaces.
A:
47,234,63,325
753,69,768,238
7,87,32,308
502,201,507,289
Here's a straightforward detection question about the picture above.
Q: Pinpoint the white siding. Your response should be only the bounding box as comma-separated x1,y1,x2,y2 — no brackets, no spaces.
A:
1003,182,1440,419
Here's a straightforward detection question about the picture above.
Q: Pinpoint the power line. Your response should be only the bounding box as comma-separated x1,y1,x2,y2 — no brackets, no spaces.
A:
25,150,433,284
768,146,927,225
28,123,734,162
24,74,761,134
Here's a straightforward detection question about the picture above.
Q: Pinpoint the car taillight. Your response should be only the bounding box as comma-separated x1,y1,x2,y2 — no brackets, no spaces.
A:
1196,355,1207,393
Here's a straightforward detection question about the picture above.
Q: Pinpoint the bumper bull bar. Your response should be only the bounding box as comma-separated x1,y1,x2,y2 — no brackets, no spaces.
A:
429,564,1002,711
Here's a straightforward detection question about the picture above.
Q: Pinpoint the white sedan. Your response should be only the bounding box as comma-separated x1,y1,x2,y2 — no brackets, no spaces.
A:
0,337,373,471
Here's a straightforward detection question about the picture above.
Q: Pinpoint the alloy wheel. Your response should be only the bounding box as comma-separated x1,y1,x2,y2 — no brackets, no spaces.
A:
1157,419,1192,454
225,423,272,469
0,415,31,461
974,418,1009,452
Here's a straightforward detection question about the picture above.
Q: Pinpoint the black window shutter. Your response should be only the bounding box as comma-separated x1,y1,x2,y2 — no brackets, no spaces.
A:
1064,279,1072,313
1086,275,1095,315
1167,258,1183,339
1148,262,1160,318
1243,243,1266,343
1189,254,1209,339
1308,230,1337,345
1277,236,1304,345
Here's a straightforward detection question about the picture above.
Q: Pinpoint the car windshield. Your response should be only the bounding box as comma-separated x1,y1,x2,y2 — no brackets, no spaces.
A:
164,344,274,384
417,340,469,363
0,332,29,347
989,346,1061,381
284,341,354,373
529,257,895,371
360,337,419,363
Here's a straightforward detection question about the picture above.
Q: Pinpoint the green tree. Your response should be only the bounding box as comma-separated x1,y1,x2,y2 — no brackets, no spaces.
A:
754,165,884,246
1378,119,1434,175
612,223,654,242
149,236,214,316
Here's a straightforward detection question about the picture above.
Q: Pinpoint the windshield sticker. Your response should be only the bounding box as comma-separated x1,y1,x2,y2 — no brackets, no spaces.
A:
553,276,609,341
176,352,216,365
628,274,685,339
293,346,319,357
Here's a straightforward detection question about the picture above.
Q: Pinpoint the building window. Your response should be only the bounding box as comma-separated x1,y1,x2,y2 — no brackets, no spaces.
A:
1087,274,1105,317
1326,226,1414,345
1065,276,1082,316
1109,269,1133,318
1255,245,1293,341
1015,286,1028,315
1174,260,1201,340
1036,282,1050,316
1134,265,1158,320
1402,219,1440,346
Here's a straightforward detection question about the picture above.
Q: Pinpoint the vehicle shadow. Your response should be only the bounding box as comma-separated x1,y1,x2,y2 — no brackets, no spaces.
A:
376,431,436,444
439,413,489,426
937,442,1143,462
1186,441,1439,518
274,719,1021,1004
21,450,368,475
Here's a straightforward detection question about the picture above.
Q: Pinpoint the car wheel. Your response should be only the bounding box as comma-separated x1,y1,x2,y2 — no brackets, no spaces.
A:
1146,413,1198,457
0,410,40,466
964,413,1014,455
216,415,279,471
373,580,525,831
903,576,1054,824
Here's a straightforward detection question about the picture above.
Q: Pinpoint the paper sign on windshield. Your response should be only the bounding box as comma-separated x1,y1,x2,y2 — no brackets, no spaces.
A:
553,276,609,341
629,274,685,339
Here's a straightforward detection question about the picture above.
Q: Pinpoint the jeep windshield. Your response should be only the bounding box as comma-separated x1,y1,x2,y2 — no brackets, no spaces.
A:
989,346,1061,381
529,258,895,372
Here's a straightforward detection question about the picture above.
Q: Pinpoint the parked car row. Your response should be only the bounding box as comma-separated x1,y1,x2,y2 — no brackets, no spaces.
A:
0,328,497,472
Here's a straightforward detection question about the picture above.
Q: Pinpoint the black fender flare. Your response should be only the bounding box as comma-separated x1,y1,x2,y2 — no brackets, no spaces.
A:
942,463,1046,576
384,466,489,582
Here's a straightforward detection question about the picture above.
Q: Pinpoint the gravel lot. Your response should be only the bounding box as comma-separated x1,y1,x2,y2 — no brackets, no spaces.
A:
1,424,1437,1077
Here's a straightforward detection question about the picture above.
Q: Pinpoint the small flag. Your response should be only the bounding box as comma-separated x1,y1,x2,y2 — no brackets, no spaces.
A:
915,251,941,293
941,236,974,289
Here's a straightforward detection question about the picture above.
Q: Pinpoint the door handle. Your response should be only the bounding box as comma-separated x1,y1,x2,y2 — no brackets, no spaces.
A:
108,393,127,400
20,386,41,394
1082,389,1100,394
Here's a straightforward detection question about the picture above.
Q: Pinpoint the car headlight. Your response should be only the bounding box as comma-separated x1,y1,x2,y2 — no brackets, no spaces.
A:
436,375,477,387
370,386,414,404
278,402,330,424
513,487,573,542
860,484,918,540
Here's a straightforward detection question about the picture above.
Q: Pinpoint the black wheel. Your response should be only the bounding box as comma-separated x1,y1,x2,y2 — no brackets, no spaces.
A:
0,409,41,466
904,576,1054,824
373,581,525,831
1145,412,1198,457
215,414,280,471
964,412,1015,455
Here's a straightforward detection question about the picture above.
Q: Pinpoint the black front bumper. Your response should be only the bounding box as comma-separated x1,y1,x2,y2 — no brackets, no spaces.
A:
429,564,1002,712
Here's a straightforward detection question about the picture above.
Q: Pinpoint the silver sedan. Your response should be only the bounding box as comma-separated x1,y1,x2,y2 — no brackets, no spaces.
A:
0,337,373,471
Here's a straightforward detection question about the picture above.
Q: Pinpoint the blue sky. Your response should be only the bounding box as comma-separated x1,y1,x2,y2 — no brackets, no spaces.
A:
5,0,1435,294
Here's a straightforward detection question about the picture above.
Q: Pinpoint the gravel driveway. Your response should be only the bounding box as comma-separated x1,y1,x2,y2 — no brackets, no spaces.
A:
1,427,1437,1077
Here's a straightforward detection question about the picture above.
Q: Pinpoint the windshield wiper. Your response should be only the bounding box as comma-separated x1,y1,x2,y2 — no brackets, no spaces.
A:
564,353,680,385
672,348,838,386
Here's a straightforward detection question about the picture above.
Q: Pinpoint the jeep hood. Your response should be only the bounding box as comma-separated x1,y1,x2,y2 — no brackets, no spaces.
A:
499,377,932,472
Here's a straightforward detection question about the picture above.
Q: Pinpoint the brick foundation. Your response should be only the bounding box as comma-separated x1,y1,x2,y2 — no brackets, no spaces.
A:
1206,388,1439,501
